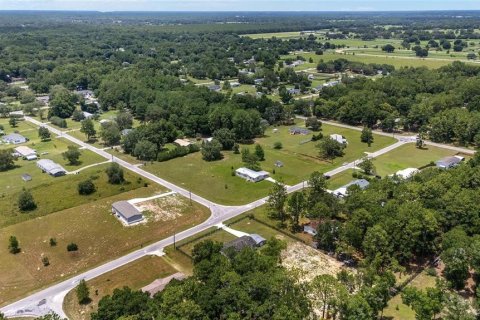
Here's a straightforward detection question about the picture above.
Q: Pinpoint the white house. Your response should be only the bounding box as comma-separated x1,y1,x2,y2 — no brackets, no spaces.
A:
2,133,27,145
14,146,37,160
174,139,193,147
391,168,419,179
330,134,348,144
235,167,269,182
333,179,370,198
36,159,66,177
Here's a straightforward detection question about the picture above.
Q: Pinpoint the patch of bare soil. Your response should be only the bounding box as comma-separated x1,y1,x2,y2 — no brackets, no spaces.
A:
136,195,186,222
281,241,346,282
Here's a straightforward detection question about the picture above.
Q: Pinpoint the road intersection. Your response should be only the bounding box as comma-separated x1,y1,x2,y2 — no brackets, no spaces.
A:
0,116,475,318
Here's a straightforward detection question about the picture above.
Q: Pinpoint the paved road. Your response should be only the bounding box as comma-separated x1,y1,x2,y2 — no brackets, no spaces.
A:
0,117,475,318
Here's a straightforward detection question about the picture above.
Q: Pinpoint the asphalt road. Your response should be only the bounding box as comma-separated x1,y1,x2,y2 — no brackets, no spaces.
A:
0,116,475,318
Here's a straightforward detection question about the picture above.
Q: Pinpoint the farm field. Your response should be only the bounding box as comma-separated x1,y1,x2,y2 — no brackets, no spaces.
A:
372,143,459,177
144,122,395,205
63,255,177,320
0,187,210,306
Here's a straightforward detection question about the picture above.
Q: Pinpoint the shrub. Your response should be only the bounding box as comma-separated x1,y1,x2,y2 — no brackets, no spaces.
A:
67,243,78,252
78,179,96,195
105,163,124,184
273,141,283,150
42,256,50,267
49,116,67,128
49,238,57,247
18,188,36,211
157,144,199,162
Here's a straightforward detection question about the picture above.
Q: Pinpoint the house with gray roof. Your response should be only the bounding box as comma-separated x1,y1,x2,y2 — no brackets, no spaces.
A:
112,201,144,225
333,179,370,198
289,127,310,135
221,234,266,255
436,156,464,169
36,159,66,177
2,133,27,145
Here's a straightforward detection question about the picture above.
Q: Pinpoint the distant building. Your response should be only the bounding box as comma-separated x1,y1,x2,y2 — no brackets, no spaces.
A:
36,96,50,105
275,160,284,168
99,119,111,125
436,156,464,169
221,234,266,255
235,167,269,183
121,129,133,136
75,90,95,99
111,201,144,225
2,133,27,145
174,139,193,147
333,179,370,198
21,174,32,182
287,88,301,95
254,78,264,85
330,134,348,144
289,127,310,135
303,221,320,236
308,74,315,80
14,146,37,160
230,81,241,87
36,159,66,177
142,273,186,297
82,111,94,119
9,110,24,117
207,85,221,92
391,168,419,179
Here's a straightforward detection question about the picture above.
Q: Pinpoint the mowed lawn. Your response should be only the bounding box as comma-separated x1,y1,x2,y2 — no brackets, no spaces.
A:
63,255,177,320
383,271,438,320
373,144,458,177
178,228,237,256
0,187,210,306
144,123,395,205
327,169,357,190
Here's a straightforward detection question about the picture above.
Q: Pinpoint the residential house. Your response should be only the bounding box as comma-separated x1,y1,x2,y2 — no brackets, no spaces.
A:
207,84,221,92
82,111,94,119
436,156,464,169
287,88,301,95
330,134,348,144
230,82,241,88
14,146,37,160
142,273,186,297
303,221,320,236
36,159,67,177
333,179,370,198
111,201,144,225
2,133,27,145
289,127,310,135
174,138,193,147
121,129,133,136
235,167,269,182
254,78,264,85
221,234,266,255
391,168,419,179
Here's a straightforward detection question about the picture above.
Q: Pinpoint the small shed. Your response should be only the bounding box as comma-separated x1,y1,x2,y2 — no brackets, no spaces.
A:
304,221,320,236
21,174,32,182
289,127,310,135
330,134,348,144
174,139,193,147
275,160,284,168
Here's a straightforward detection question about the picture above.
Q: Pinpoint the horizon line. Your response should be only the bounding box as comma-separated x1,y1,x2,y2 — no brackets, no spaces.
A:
1,9,480,13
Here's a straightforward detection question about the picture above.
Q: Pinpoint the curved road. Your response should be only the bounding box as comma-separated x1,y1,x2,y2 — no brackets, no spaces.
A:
0,116,474,318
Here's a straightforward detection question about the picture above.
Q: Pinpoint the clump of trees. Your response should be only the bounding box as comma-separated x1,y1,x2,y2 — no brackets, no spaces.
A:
38,127,51,141
201,139,223,161
0,149,15,171
105,163,124,184
62,145,81,165
76,279,91,304
8,235,20,254
18,188,36,211
77,179,96,195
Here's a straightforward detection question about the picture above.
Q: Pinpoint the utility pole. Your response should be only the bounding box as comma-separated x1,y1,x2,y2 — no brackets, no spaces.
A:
189,190,192,206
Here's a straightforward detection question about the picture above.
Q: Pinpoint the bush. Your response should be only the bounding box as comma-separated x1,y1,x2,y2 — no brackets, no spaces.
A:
157,144,199,162
67,243,78,252
425,267,437,276
105,163,124,184
78,179,96,195
18,188,36,211
49,238,57,247
49,116,67,128
273,141,283,149
42,256,50,267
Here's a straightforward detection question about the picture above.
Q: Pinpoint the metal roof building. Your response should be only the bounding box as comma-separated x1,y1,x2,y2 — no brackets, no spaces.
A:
36,159,66,177
2,133,27,145
112,201,144,225
235,167,269,183
333,179,370,198
436,156,464,169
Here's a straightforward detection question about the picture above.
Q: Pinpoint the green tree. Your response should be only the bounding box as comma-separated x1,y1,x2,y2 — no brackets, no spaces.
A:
241,148,260,171
382,44,395,53
38,126,51,141
287,191,305,231
8,235,20,254
72,110,85,121
267,182,288,225
201,139,223,161
317,138,345,161
62,145,81,165
105,163,124,184
254,144,265,161
133,140,157,161
80,118,96,141
360,127,374,147
115,112,133,131
9,117,17,128
310,274,339,319
76,279,91,304
34,312,66,320
67,243,78,252
213,128,236,150
100,122,121,146
77,179,96,195
18,188,36,211
402,286,444,320
358,157,376,175
305,117,321,131
0,149,15,171
442,247,469,290
342,294,374,320
49,85,77,118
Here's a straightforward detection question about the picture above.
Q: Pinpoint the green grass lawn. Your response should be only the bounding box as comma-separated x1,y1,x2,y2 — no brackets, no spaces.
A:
383,271,438,320
327,169,357,190
0,186,210,306
178,228,237,255
63,255,177,320
373,144,458,177
143,122,395,205
229,218,298,243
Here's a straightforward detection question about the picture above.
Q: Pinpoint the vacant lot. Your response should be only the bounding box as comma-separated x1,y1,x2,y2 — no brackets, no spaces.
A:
63,255,177,320
178,228,237,256
144,123,395,205
0,186,210,306
373,143,458,177
229,218,296,243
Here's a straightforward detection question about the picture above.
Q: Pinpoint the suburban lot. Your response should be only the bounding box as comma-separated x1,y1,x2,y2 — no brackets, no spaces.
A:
0,186,210,306
63,255,177,320
144,122,395,205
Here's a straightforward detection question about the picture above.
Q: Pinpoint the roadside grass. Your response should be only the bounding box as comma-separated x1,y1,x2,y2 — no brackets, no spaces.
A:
228,218,297,244
178,228,237,256
383,271,438,320
327,169,357,190
0,186,210,306
0,164,135,227
372,143,458,177
63,255,177,320
105,147,143,165
143,123,395,205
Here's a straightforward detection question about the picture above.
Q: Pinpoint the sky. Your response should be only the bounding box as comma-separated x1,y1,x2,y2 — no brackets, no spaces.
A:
1,0,480,12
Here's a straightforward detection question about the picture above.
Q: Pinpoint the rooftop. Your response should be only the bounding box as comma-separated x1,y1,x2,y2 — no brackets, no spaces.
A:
236,167,269,179
112,201,142,219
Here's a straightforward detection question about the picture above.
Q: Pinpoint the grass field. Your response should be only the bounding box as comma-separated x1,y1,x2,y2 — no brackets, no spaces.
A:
143,122,395,205
229,218,298,243
0,187,210,306
383,271,438,319
63,255,177,320
178,228,237,256
327,169,356,190
372,144,458,177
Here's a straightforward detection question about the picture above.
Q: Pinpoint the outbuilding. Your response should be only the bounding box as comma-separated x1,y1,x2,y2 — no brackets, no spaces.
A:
289,127,310,135
392,168,419,179
330,134,348,145
333,179,370,198
14,146,37,160
36,159,67,177
2,133,27,145
174,139,193,147
235,167,269,182
112,201,144,225
436,156,464,169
